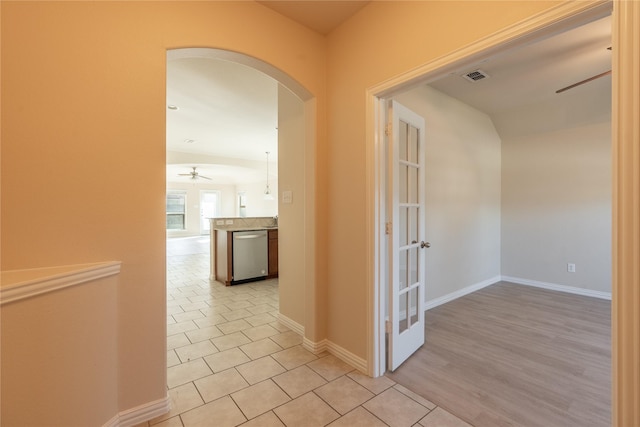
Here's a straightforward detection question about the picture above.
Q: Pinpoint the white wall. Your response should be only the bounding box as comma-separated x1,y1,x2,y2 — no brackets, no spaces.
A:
396,82,612,299
235,180,278,218
166,179,279,238
395,85,502,302
497,80,612,294
500,113,611,293
166,182,236,237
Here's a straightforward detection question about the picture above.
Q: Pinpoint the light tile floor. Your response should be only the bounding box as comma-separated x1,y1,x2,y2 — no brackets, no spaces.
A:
136,236,472,427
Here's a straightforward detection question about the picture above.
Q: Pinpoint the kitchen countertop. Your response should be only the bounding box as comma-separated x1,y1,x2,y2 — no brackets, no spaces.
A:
211,226,278,232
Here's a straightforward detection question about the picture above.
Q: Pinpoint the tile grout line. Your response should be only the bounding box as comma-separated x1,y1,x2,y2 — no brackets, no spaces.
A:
164,240,459,427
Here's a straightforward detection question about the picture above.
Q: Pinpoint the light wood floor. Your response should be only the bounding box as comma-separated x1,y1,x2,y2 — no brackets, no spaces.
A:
386,281,611,427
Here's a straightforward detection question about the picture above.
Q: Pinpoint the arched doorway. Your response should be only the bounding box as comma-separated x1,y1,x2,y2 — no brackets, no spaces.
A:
166,47,317,347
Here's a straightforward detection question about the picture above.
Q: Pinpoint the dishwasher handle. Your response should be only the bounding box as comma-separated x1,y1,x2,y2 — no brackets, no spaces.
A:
234,234,264,240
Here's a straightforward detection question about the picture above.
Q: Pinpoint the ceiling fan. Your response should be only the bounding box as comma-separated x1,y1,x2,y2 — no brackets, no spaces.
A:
178,166,212,180
556,47,611,94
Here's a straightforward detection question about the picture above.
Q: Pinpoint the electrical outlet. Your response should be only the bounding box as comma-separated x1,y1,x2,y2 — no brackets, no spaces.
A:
568,263,576,273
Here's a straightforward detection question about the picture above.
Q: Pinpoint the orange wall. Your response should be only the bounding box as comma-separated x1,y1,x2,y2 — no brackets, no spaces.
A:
325,0,561,358
2,0,582,421
1,0,325,416
1,273,118,426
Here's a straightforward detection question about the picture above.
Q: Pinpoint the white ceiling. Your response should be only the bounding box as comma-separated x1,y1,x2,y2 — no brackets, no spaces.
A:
166,57,279,184
166,6,611,185
428,15,611,116
166,57,278,161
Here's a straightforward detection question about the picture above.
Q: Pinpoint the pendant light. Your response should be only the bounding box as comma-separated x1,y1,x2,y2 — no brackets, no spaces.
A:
264,151,275,200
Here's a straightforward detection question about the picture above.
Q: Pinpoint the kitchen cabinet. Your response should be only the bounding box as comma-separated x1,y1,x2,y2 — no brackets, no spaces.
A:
214,230,233,286
268,229,278,279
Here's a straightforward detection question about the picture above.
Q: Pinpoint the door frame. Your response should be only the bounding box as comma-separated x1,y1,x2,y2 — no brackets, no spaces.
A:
366,1,624,377
368,1,640,422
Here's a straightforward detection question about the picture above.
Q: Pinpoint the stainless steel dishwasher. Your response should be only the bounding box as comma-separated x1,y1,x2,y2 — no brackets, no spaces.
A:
232,230,268,283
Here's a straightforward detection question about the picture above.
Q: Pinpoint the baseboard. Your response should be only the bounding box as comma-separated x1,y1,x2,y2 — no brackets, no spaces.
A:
424,275,501,311
303,337,328,354
278,309,366,375
102,396,171,427
501,276,612,300
278,313,304,336
302,337,368,374
326,340,368,373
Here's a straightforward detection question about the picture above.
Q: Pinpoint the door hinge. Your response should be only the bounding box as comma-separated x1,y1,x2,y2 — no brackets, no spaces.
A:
385,123,391,136
385,320,392,334
385,222,392,235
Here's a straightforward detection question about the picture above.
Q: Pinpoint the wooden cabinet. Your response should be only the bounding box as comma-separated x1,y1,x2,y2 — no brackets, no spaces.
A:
268,229,278,279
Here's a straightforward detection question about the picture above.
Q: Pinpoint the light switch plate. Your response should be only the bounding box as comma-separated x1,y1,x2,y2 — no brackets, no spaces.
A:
282,191,293,204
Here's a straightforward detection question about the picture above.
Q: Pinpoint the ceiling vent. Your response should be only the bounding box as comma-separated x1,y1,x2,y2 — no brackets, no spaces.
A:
462,69,490,82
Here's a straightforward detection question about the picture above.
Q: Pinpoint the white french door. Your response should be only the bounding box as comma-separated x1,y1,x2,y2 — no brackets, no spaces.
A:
200,190,220,235
387,100,427,371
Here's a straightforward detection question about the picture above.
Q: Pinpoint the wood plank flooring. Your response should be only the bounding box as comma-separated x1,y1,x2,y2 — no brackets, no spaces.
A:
386,281,611,427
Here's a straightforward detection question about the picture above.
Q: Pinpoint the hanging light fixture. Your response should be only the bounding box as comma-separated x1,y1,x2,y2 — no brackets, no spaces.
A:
264,151,275,200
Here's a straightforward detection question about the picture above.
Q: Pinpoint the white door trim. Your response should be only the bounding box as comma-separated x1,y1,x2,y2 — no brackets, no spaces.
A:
365,0,613,378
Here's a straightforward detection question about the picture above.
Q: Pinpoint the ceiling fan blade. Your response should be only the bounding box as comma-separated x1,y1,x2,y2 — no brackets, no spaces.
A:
176,167,212,180
556,70,611,94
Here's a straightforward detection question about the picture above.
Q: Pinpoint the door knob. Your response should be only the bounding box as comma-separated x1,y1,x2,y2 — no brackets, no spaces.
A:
420,241,431,249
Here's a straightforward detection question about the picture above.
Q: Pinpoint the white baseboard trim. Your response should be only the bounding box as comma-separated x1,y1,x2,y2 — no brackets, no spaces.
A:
501,276,612,300
303,337,328,354
103,396,171,427
279,313,367,375
326,340,368,373
278,313,304,336
302,337,368,374
425,275,501,311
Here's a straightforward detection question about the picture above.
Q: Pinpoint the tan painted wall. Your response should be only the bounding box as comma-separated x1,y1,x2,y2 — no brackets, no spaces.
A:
8,0,621,422
325,0,561,359
1,0,325,417
1,274,118,426
277,85,306,327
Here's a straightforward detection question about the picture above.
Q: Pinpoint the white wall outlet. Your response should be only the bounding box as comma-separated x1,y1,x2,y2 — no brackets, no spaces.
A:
567,263,576,273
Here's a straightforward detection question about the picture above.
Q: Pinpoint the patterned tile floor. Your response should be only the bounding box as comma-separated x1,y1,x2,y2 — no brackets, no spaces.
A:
137,236,472,427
